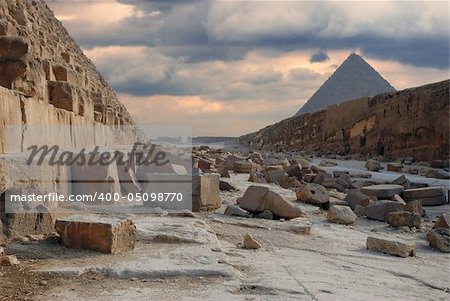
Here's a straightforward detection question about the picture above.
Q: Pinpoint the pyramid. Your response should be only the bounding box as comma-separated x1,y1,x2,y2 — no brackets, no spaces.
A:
296,53,395,115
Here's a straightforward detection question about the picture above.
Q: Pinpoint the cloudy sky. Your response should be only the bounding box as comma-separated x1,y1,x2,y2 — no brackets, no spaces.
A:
47,0,449,136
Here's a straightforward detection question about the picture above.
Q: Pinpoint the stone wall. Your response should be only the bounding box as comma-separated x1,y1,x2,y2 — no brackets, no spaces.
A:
239,80,449,161
0,0,139,239
0,0,133,131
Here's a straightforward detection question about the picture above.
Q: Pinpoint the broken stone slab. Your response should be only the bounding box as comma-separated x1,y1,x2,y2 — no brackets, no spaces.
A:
55,215,136,254
432,213,450,230
219,180,236,191
403,187,446,199
360,184,404,199
421,168,450,179
350,172,372,179
248,172,266,183
0,255,20,266
319,159,338,167
404,200,423,216
296,183,329,206
192,174,222,212
354,204,367,217
321,177,349,192
366,236,415,258
365,159,382,172
387,211,421,228
233,160,255,173
303,173,316,183
387,163,403,172
391,194,406,205
427,228,450,253
391,175,411,189
243,233,262,249
344,190,371,210
288,224,312,235
265,169,287,184
279,176,302,189
238,186,303,220
256,210,274,220
327,205,357,225
365,200,404,222
224,204,250,218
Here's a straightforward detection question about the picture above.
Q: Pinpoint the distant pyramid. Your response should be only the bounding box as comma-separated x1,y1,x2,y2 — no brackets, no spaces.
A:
296,53,395,115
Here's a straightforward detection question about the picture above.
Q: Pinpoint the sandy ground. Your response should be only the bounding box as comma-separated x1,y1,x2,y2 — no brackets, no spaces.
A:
1,162,449,301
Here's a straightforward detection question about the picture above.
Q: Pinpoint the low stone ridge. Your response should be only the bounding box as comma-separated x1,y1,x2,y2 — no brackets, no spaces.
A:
55,215,136,254
239,80,449,162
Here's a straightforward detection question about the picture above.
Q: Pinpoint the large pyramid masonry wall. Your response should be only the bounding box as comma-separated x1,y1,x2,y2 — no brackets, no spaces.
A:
0,0,134,153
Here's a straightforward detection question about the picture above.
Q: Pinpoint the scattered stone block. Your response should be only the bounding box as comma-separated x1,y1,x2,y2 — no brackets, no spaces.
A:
233,160,255,173
403,187,447,206
55,215,136,254
248,172,266,183
319,159,338,167
387,211,421,228
0,255,20,266
421,168,450,179
327,205,357,225
432,213,450,230
427,229,450,253
289,224,311,235
391,175,411,189
256,210,274,220
265,169,287,184
391,194,406,205
365,160,382,171
354,204,366,217
279,176,302,189
224,204,250,218
238,186,303,219
387,163,403,172
303,173,316,183
366,236,415,257
243,233,262,249
296,183,329,206
219,180,236,191
404,200,423,215
344,190,371,210
286,164,302,177
192,174,221,212
365,200,404,221
361,184,404,199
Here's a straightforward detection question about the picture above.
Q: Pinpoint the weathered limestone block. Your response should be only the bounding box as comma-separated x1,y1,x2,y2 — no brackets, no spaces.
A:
52,64,78,84
327,205,357,225
365,200,404,221
361,184,404,199
296,183,329,206
55,215,136,254
403,187,448,206
387,211,421,228
344,190,371,210
233,160,255,173
48,81,78,113
427,228,450,253
0,59,27,89
367,236,415,257
0,36,28,59
433,213,450,230
192,173,221,212
238,185,303,219
0,88,22,153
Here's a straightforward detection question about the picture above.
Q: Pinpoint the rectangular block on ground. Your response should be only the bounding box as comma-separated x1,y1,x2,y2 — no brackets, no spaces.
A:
55,215,136,254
